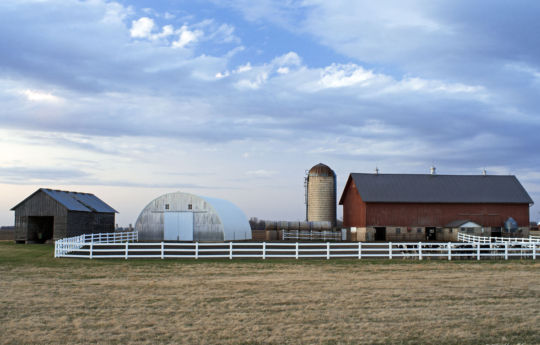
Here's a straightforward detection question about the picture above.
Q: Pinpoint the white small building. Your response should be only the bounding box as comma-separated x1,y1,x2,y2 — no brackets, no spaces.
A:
135,192,252,242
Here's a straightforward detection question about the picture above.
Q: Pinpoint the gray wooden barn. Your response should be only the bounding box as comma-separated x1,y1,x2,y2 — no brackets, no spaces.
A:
11,188,117,243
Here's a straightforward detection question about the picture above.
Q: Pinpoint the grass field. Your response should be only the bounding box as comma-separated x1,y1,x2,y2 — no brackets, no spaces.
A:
1,242,539,345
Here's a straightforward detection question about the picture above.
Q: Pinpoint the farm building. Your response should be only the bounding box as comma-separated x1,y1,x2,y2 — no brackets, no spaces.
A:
135,192,251,242
11,188,117,243
339,172,533,242
305,163,337,226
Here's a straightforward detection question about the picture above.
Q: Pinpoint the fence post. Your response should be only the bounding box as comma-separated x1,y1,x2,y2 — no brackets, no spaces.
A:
296,242,299,259
263,242,266,260
161,242,164,260
389,242,392,260
229,242,233,260
533,243,536,260
505,243,508,260
418,242,422,260
89,241,93,259
477,243,480,261
125,241,128,260
358,242,362,259
448,242,451,261
326,242,330,260
195,242,199,259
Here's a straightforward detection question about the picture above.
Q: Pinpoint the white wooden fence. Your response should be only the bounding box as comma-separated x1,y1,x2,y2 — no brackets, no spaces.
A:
282,230,343,241
458,232,540,245
55,231,138,258
55,240,537,260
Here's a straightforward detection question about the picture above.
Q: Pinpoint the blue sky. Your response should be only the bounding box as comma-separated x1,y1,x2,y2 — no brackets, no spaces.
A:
1,0,539,226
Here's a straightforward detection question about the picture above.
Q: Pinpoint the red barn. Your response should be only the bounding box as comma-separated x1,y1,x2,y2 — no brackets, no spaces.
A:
339,173,533,241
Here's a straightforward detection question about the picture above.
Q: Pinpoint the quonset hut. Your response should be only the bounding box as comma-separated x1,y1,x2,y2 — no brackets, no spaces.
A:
135,192,251,242
11,188,117,243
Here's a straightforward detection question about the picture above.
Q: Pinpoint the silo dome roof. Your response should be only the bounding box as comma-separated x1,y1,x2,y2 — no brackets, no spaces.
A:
309,163,335,177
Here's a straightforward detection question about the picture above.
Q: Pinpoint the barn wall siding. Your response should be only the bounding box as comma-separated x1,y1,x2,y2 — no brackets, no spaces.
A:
342,179,366,228
365,203,530,227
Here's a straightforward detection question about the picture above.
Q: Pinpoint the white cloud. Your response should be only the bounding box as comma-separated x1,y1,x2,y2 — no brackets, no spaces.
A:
389,77,485,95
215,71,230,79
506,63,540,81
130,17,154,38
156,25,174,39
272,51,301,67
246,169,278,177
236,72,268,89
277,67,289,74
236,63,252,73
20,89,63,103
318,63,377,88
172,25,202,48
101,1,131,24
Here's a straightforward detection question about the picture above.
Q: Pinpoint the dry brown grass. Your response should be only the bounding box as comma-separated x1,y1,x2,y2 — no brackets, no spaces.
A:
0,243,539,345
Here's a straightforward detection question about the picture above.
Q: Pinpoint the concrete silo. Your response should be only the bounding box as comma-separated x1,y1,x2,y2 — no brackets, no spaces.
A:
305,163,337,226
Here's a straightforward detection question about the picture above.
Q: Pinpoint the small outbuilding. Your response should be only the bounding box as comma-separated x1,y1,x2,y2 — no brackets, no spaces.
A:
135,191,251,242
11,188,117,243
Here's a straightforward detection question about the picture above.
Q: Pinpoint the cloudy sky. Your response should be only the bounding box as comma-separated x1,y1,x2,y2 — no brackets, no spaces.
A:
1,0,539,226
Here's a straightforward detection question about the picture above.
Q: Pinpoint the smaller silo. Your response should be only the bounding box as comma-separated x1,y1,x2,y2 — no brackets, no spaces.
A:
306,163,337,226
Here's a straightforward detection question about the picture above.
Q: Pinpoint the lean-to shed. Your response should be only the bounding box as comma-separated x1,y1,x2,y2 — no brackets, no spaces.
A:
135,192,252,242
11,188,117,243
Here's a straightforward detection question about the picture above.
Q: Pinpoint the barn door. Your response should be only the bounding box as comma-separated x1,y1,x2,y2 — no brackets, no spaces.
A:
164,212,193,241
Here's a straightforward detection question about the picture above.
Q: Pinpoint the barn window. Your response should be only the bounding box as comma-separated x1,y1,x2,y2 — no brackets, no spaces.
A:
449,229,453,233
417,228,422,233
165,204,169,210
188,204,192,210
396,228,401,234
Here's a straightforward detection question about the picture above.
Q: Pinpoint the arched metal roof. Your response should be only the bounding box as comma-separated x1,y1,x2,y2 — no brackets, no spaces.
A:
135,191,251,242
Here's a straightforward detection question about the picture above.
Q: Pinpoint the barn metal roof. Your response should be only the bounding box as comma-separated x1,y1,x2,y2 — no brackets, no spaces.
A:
340,173,533,204
11,188,117,213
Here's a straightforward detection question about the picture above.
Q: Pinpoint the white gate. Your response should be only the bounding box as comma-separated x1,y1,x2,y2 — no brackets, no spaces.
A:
164,212,193,241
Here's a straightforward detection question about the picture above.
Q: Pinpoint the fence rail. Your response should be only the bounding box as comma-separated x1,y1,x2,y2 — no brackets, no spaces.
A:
55,240,537,260
282,230,342,241
458,232,540,244
55,231,138,257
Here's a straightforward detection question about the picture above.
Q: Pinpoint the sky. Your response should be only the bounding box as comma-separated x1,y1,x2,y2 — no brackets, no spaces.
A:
1,0,539,226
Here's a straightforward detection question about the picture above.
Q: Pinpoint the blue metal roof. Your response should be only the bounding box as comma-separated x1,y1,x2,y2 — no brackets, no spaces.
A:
41,189,117,213
340,173,533,204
